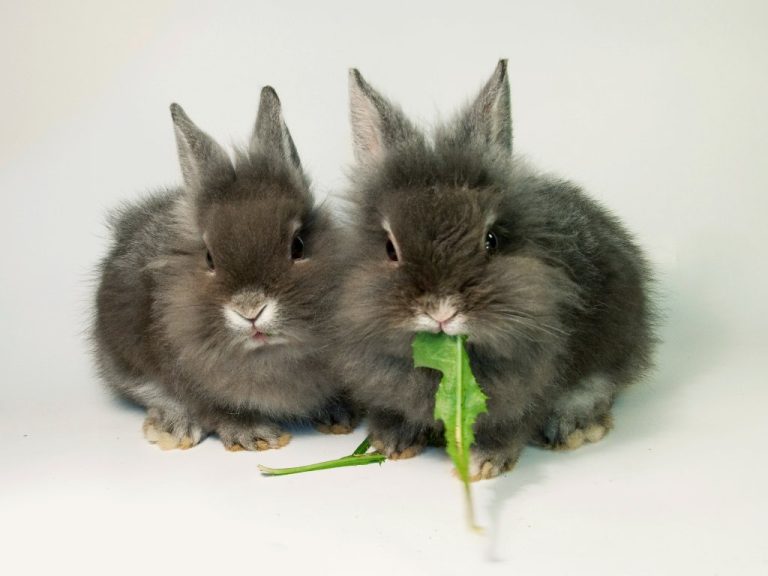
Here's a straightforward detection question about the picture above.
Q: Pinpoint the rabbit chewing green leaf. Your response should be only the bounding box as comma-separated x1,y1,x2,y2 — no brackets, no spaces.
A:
412,332,488,532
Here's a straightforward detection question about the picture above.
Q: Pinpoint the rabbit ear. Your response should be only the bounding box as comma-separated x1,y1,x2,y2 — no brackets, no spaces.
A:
453,60,512,154
170,103,235,192
348,69,422,164
250,86,302,170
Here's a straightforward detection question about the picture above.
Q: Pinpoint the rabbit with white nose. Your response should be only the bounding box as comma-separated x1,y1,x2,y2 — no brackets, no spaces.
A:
335,61,655,479
93,87,356,451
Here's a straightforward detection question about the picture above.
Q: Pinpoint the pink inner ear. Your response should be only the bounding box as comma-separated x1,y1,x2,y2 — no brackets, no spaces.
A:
350,88,383,162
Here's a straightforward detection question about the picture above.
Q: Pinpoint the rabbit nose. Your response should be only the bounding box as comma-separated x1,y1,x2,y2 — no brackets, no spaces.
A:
235,304,266,324
426,303,458,325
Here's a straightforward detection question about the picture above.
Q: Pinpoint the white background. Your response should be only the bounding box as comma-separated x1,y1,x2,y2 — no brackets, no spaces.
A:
1,1,767,574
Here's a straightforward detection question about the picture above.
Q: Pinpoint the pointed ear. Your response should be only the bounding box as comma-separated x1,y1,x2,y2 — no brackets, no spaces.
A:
454,60,512,154
348,69,422,164
249,86,302,170
170,103,235,192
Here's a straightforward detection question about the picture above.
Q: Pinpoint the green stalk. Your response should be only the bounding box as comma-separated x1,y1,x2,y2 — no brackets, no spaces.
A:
351,436,372,455
258,436,385,476
464,481,483,534
454,335,466,477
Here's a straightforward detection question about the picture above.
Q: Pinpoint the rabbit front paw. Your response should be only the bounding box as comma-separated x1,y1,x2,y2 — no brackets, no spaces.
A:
369,422,428,460
461,447,520,481
370,436,426,460
367,410,431,460
142,407,205,450
216,419,291,452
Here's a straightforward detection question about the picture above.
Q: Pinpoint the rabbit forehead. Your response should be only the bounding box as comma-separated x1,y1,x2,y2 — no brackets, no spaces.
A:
378,185,497,240
200,196,306,278
203,196,305,238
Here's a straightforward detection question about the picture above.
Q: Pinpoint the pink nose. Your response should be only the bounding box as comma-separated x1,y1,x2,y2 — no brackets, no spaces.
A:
235,304,266,324
427,307,457,325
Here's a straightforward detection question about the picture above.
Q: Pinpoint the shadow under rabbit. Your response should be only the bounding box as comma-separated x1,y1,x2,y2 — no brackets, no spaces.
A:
606,266,728,446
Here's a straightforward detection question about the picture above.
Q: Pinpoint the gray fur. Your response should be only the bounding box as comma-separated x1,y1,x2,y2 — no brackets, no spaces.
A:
442,59,512,153
250,86,303,171
336,62,655,476
170,103,235,193
93,88,356,451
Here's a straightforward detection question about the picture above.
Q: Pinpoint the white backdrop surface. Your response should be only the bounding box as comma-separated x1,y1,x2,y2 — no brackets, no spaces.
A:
1,1,766,575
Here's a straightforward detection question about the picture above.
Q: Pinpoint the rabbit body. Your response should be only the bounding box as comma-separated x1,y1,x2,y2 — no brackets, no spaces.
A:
93,88,354,451
337,62,655,478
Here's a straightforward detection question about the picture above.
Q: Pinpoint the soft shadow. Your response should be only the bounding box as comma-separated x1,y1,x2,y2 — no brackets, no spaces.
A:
484,267,725,561
484,449,547,562
102,386,146,415
284,420,322,440
611,266,728,441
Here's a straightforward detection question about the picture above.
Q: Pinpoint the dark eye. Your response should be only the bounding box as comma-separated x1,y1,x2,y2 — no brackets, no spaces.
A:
485,231,498,254
386,238,398,262
291,235,305,260
205,249,215,271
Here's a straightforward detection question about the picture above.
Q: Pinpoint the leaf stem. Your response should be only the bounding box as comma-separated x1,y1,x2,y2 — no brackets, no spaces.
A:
351,436,372,455
258,435,385,476
258,453,385,476
464,481,483,534
454,335,464,461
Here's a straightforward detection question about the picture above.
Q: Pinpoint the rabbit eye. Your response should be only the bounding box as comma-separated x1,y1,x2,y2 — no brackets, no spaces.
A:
206,249,215,271
485,231,499,254
386,238,399,262
291,235,305,260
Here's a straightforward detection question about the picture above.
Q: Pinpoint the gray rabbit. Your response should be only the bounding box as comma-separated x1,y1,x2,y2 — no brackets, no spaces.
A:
93,87,356,451
335,61,655,479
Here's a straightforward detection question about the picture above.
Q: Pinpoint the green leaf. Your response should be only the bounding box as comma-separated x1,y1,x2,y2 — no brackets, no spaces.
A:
258,436,385,476
413,332,488,532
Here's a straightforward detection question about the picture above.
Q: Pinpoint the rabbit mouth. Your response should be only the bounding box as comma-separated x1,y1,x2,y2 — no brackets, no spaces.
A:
411,298,468,336
245,330,289,348
412,313,467,336
223,302,288,348
251,330,269,343
416,323,465,336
